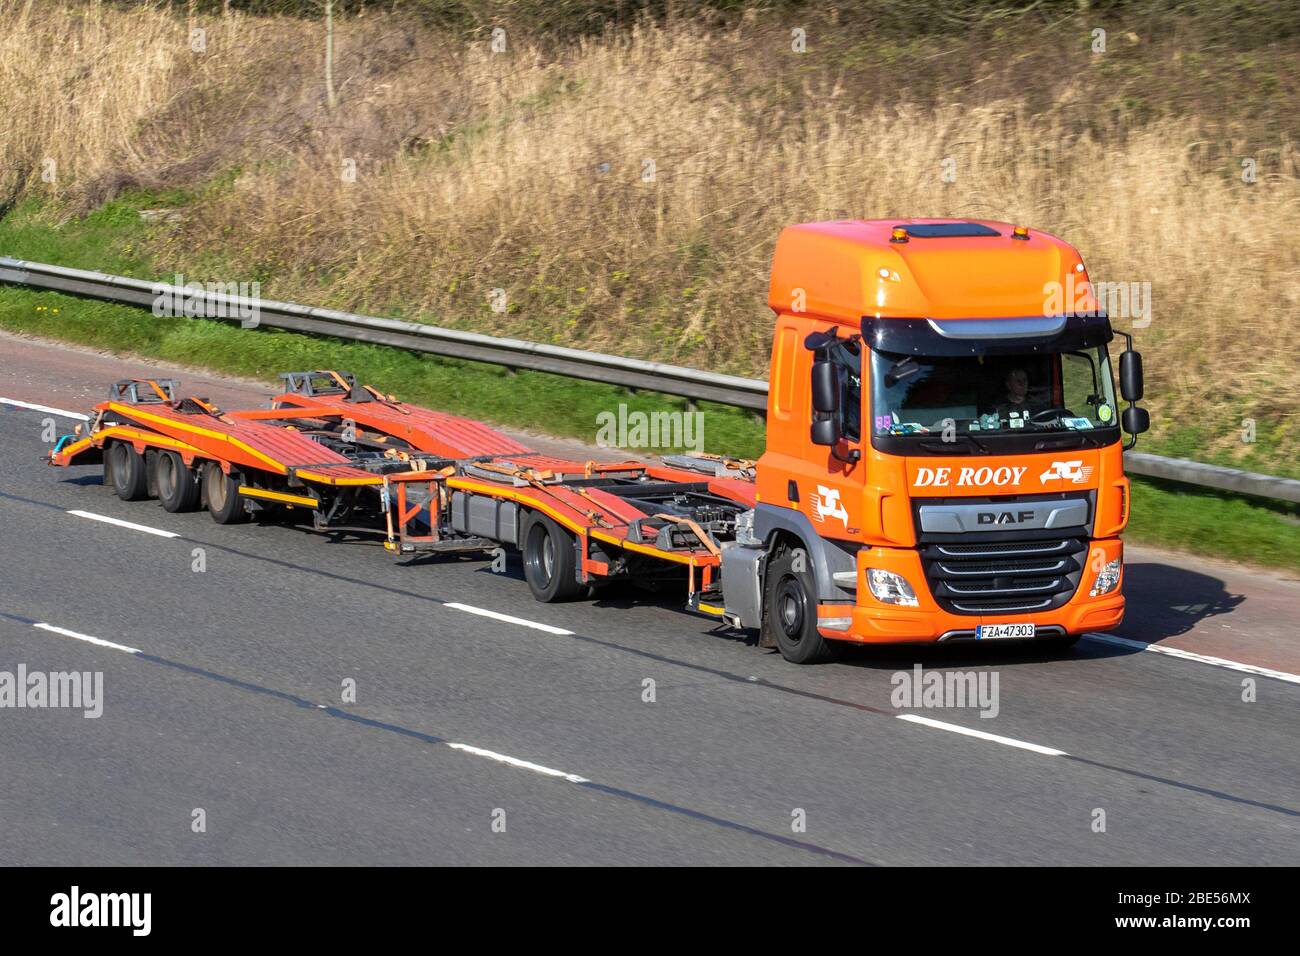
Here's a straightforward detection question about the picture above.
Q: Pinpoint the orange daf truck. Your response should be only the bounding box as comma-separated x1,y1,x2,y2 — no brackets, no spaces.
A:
46,218,1148,665
733,218,1149,661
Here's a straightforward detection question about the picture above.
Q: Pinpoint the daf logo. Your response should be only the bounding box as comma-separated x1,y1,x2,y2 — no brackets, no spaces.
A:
977,510,1036,525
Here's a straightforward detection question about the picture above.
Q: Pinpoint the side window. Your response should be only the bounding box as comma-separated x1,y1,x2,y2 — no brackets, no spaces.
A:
829,339,862,443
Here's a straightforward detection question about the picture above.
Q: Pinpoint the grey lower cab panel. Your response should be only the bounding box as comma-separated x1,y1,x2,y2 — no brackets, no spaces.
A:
719,542,764,629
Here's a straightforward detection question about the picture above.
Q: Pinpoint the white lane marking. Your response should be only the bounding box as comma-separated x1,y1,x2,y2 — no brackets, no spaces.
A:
447,742,589,783
29,621,593,785
1085,632,1300,685
895,713,1068,757
443,602,573,635
33,623,141,655
0,397,89,420
68,509,179,539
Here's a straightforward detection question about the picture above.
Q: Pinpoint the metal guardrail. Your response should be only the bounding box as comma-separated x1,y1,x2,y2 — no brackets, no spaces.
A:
2,256,1297,504
0,257,769,410
1123,453,1300,505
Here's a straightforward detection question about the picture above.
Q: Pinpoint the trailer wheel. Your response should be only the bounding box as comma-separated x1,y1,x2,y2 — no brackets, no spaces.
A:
202,463,249,524
521,512,582,602
107,442,150,502
762,548,839,664
154,451,202,513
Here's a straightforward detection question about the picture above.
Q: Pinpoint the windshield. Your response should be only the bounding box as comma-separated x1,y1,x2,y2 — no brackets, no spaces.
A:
870,346,1118,438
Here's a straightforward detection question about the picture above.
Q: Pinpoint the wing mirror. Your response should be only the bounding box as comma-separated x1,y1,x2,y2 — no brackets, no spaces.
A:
811,359,840,415
1116,334,1149,449
1119,349,1144,403
1122,405,1150,437
811,417,841,447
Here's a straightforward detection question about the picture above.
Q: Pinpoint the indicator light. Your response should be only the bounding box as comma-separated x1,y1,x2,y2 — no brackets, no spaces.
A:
1012,225,1030,240
890,227,909,243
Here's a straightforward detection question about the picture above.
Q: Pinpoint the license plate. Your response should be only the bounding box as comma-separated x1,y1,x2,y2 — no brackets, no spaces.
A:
977,623,1036,640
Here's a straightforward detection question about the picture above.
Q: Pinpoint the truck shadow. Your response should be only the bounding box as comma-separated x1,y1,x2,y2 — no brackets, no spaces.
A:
578,559,1247,667
1113,561,1245,643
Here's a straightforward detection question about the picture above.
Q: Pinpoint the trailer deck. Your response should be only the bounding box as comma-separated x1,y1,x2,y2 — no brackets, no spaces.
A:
49,372,757,615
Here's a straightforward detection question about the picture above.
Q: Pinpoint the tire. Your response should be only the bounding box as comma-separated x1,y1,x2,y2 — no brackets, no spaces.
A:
155,451,201,513
202,463,249,524
761,547,839,664
107,442,149,501
521,512,582,602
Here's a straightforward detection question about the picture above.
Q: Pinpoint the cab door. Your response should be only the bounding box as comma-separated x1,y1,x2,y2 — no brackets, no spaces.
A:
756,317,866,541
803,334,866,541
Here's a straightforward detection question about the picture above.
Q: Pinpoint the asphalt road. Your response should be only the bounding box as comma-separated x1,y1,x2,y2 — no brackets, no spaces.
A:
0,336,1297,865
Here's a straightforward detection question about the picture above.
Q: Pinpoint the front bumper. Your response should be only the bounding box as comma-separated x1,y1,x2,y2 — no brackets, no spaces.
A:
816,538,1125,644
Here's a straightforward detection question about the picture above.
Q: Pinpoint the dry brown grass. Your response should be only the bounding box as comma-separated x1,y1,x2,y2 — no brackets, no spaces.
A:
1,1,1296,464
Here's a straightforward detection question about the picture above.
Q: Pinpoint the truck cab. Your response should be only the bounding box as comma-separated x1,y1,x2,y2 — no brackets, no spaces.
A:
739,219,1149,662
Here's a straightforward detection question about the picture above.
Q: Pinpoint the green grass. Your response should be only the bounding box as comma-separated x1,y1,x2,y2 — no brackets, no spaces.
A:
1127,477,1300,572
0,285,766,458
1139,422,1300,482
2,194,1297,574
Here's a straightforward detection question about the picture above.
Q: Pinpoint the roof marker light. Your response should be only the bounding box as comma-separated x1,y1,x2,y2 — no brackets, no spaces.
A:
890,227,909,243
1074,262,1085,273
1012,225,1030,240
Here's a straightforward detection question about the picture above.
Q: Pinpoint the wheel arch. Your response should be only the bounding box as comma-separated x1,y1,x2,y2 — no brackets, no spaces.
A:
753,503,857,602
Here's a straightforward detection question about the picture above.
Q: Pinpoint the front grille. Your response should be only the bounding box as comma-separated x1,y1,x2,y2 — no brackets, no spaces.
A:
921,536,1087,615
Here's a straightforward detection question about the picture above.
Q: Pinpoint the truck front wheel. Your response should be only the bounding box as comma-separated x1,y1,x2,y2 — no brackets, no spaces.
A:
762,549,839,664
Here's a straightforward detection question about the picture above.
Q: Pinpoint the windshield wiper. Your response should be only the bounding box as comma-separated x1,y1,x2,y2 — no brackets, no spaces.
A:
916,434,991,455
1033,433,1105,451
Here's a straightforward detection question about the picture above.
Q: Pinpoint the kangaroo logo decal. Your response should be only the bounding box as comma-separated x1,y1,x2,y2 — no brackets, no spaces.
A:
811,485,850,527
1039,460,1094,484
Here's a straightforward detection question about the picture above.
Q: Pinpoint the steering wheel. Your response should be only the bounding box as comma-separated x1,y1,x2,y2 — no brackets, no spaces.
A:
1029,406,1075,423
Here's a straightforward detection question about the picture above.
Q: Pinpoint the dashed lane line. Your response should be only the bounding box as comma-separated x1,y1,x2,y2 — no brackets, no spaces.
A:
1085,632,1300,685
13,614,873,865
896,713,1068,757
67,510,180,539
0,397,89,420
443,602,574,635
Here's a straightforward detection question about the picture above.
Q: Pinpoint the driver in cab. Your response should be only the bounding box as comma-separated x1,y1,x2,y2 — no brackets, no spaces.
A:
995,367,1046,419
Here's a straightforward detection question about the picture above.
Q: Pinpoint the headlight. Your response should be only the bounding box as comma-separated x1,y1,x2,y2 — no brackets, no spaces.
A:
867,568,919,607
1089,557,1122,596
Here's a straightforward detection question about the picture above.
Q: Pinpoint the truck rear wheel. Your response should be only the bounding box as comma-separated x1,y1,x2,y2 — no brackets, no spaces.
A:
155,451,201,513
107,442,150,502
521,512,582,602
762,548,839,664
202,463,249,524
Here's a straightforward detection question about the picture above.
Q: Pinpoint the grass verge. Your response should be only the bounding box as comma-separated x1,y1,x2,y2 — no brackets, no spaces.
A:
1126,478,1300,573
0,284,768,458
